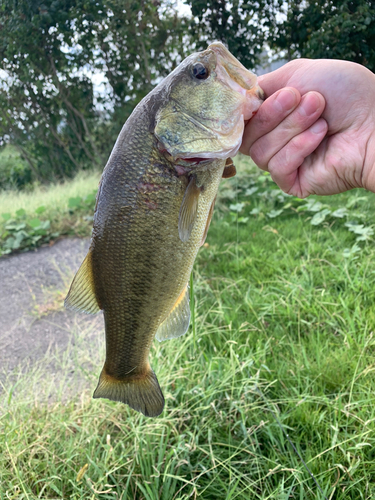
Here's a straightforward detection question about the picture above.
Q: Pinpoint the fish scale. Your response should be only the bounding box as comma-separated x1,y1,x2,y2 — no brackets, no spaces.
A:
86,106,224,412
65,42,263,417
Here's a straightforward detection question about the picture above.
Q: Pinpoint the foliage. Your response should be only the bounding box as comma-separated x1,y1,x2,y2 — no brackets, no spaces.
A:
1,158,374,258
219,158,375,253
0,145,31,190
1,0,375,191
1,0,375,195
185,0,375,70
272,0,375,70
2,160,375,498
0,0,189,184
0,169,100,216
186,0,283,69
0,208,56,254
0,183,97,256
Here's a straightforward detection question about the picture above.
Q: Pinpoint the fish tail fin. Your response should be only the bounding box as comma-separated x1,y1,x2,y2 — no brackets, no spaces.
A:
93,364,165,417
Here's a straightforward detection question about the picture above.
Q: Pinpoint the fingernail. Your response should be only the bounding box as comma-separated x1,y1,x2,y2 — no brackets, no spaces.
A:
300,92,321,117
273,89,297,113
311,119,326,134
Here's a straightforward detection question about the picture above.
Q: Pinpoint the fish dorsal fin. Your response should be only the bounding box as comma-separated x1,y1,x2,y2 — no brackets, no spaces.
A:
201,196,216,246
222,158,237,178
155,284,190,342
178,176,201,242
64,250,100,314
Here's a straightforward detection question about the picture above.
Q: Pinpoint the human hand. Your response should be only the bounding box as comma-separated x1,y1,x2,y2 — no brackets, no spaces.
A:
241,59,375,197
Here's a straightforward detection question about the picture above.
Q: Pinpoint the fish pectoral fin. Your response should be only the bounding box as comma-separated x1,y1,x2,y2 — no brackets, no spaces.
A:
222,158,237,178
64,250,100,314
178,176,201,242
155,283,190,342
200,196,216,247
93,364,164,418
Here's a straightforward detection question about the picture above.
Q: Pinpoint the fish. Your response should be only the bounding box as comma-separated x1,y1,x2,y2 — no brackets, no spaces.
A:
65,42,264,417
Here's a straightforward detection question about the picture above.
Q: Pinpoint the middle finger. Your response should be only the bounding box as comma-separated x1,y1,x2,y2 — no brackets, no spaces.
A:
249,91,325,170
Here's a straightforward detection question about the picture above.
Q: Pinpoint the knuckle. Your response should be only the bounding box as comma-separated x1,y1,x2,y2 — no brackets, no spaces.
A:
268,153,283,176
288,135,305,156
249,141,268,168
284,114,307,134
268,141,301,176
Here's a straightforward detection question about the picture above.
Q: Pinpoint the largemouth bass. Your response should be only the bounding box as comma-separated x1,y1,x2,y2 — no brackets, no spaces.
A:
65,42,263,417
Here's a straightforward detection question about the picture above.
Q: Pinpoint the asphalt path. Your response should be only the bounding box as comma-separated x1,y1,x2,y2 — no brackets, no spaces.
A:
0,238,103,379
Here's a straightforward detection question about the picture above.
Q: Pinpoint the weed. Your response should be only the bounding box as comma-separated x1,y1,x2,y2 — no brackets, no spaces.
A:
1,157,375,498
0,188,98,255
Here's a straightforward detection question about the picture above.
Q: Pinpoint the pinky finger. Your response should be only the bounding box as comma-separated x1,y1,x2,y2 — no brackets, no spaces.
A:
267,118,328,197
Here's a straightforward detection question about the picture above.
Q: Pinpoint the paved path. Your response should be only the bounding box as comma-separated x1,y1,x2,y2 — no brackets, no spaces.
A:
0,238,104,379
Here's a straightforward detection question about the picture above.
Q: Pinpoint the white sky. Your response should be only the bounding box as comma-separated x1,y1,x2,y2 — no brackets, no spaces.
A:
177,1,192,16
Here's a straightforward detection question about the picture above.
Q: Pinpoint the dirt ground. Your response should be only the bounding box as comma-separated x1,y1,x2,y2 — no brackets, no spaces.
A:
0,238,104,382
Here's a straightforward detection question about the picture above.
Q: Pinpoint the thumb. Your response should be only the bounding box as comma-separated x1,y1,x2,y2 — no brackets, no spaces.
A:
257,61,300,98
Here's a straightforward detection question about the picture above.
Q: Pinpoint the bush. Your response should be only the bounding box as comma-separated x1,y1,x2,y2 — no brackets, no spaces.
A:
0,146,32,190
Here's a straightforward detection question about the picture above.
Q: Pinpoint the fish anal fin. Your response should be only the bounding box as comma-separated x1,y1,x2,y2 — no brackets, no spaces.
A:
222,158,237,178
178,176,201,242
201,196,216,246
155,284,190,342
93,363,164,417
64,250,100,314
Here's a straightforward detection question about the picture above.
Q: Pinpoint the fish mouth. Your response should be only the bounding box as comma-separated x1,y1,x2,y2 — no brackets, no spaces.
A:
209,42,258,90
154,42,265,163
208,42,264,120
175,156,211,168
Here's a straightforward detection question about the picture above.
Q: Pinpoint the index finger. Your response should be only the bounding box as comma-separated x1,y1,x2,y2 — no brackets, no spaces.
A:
240,87,301,155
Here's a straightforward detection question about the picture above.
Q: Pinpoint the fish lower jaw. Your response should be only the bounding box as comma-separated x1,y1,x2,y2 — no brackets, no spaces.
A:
157,143,206,168
172,131,243,163
242,91,263,121
175,157,211,167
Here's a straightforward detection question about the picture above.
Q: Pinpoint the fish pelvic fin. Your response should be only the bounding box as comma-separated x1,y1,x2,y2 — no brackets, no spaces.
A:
93,364,165,418
64,250,100,314
156,283,190,342
178,176,201,242
222,158,237,178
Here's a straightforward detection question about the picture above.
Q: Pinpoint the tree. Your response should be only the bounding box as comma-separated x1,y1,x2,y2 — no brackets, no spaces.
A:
0,0,101,180
0,0,188,183
186,0,283,70
272,0,375,70
89,0,189,151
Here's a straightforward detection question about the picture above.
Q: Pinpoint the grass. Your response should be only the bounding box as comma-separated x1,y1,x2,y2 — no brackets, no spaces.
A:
1,157,375,499
0,171,101,254
0,170,100,216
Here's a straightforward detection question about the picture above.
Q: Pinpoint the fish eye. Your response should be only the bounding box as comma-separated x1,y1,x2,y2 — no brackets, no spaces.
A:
192,62,209,80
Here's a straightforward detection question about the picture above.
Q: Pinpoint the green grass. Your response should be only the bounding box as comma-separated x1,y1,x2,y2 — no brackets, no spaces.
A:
0,170,100,216
2,157,375,498
0,171,101,254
